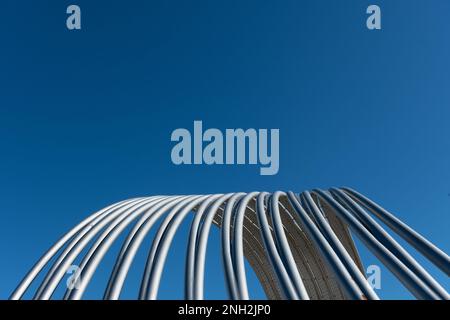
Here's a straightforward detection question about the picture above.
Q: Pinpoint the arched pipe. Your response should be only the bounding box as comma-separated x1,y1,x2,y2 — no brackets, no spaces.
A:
137,195,205,299
269,192,309,299
221,193,245,300
232,192,260,300
301,192,379,300
143,195,215,299
36,198,154,299
11,189,450,301
103,196,186,299
255,192,303,300
330,188,448,299
192,194,234,300
286,192,365,300
64,196,170,300
9,198,138,300
342,187,450,277
313,189,440,300
104,195,196,300
185,196,217,300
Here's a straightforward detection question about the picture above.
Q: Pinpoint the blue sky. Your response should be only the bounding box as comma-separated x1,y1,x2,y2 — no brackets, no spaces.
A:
0,1,449,299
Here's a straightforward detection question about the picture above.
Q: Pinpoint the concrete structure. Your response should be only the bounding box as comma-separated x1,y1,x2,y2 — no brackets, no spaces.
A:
10,188,450,300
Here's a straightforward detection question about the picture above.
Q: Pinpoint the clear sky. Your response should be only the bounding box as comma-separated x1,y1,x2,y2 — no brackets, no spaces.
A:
0,0,449,299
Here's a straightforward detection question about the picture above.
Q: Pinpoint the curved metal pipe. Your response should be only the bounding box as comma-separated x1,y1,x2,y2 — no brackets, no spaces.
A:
103,196,184,299
269,192,309,299
9,198,137,300
342,187,450,276
11,189,450,300
105,195,193,300
143,195,215,299
313,189,440,300
192,194,234,300
301,191,379,300
232,192,260,300
65,196,167,300
36,198,153,300
255,192,302,299
286,192,365,300
220,193,245,300
330,188,448,299
185,196,216,300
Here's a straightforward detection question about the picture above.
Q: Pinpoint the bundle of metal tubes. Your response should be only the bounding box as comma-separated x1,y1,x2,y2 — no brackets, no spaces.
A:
10,188,450,300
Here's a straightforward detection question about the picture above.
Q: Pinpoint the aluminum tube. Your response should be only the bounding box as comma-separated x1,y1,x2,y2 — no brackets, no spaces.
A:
104,196,193,300
144,195,216,300
65,196,167,300
313,189,440,300
342,187,450,276
35,198,152,300
330,188,448,299
233,192,260,300
137,195,205,299
185,196,218,300
302,192,379,300
103,196,185,299
269,192,309,300
9,198,137,300
255,192,301,300
287,192,364,300
193,194,234,300
221,193,246,300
